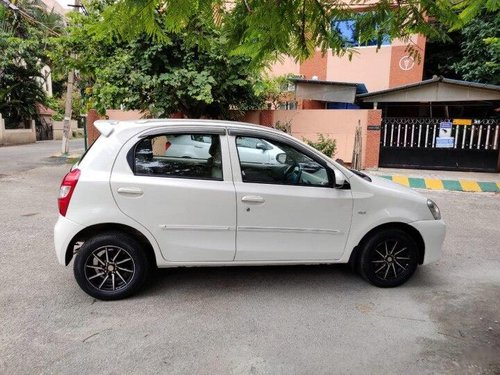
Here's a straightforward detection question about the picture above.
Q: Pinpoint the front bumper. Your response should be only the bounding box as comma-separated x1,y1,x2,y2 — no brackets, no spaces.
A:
54,215,84,265
410,219,446,265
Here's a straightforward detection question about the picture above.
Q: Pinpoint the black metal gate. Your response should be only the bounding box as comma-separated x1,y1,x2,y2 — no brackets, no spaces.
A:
35,117,53,141
379,118,499,172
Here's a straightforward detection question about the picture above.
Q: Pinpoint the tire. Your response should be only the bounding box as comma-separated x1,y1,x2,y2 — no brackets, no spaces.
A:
73,231,150,300
358,228,419,288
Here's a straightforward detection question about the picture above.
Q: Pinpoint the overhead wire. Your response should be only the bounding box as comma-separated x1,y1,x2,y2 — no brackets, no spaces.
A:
1,0,64,36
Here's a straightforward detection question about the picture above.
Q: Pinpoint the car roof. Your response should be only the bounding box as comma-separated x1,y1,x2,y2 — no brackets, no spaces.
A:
93,118,286,138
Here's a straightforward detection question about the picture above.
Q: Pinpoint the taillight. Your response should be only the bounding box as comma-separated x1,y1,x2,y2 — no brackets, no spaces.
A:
165,141,171,151
58,169,80,216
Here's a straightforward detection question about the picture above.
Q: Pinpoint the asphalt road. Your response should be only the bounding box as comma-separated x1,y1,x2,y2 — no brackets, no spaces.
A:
0,151,499,374
0,139,84,176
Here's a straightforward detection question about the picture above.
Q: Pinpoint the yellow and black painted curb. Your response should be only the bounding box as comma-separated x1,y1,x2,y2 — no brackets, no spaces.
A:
381,175,500,193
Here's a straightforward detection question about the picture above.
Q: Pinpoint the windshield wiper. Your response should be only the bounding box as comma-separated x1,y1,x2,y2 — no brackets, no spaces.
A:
349,168,372,182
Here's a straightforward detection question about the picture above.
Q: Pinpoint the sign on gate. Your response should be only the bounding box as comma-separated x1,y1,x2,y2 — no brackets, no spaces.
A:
436,137,454,148
453,118,472,126
436,121,454,148
438,121,452,137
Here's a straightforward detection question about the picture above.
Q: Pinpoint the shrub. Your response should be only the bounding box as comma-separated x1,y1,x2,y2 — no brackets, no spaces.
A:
303,134,336,158
274,120,292,134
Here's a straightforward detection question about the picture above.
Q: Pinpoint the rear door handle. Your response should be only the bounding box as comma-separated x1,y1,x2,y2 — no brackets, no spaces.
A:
241,195,265,204
117,187,144,196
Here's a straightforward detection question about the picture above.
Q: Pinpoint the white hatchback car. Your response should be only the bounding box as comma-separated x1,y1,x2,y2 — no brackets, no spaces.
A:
55,119,446,300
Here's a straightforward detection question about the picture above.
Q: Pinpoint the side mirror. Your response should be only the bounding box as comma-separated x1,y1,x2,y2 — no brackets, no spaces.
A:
256,142,268,151
276,153,287,164
334,169,347,188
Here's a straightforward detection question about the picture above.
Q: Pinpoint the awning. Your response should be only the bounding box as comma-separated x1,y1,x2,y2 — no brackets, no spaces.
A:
291,78,367,104
357,76,500,103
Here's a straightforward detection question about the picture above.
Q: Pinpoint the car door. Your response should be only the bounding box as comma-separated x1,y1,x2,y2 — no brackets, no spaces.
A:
229,132,353,261
110,128,236,262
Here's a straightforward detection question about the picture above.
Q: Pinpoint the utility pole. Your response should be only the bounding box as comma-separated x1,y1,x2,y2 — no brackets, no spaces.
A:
61,69,74,154
61,0,80,155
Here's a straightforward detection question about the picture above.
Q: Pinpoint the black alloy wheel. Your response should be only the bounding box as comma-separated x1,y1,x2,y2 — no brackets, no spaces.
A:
73,232,150,300
358,229,419,288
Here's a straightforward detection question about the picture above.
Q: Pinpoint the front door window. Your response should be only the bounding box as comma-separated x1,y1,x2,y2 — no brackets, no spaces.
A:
235,136,331,187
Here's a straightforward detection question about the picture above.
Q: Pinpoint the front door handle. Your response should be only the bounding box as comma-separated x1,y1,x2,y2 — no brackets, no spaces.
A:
241,195,265,204
117,187,144,196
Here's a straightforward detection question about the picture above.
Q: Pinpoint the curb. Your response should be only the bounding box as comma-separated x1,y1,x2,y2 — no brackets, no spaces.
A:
380,175,500,193
49,153,82,165
50,153,82,159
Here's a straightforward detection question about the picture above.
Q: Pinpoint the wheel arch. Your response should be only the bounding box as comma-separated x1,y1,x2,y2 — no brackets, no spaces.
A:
65,223,158,268
348,222,425,267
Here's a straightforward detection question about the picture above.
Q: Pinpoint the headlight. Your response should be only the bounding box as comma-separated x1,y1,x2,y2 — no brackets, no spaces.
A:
427,199,441,220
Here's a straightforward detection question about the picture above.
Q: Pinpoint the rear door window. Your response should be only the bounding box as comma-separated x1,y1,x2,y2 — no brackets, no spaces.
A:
134,134,223,180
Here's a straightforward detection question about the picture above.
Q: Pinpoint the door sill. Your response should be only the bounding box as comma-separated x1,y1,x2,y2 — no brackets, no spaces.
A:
157,259,343,268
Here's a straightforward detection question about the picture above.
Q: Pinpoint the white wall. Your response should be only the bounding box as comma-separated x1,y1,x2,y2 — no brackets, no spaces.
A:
52,120,79,140
0,114,37,146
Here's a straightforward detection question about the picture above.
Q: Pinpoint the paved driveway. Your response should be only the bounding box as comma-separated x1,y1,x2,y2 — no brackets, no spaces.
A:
0,163,498,374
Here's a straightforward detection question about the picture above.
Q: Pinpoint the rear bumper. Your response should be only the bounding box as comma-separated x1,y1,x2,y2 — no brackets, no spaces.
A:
54,215,84,265
410,219,446,265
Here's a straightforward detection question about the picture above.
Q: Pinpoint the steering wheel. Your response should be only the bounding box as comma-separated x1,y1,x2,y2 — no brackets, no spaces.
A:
284,161,302,184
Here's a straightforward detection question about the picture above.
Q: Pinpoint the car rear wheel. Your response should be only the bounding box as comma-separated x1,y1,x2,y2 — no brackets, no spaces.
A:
73,232,149,300
358,229,419,288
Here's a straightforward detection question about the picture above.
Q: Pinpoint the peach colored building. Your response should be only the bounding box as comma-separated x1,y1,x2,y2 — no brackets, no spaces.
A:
41,0,68,16
269,36,426,93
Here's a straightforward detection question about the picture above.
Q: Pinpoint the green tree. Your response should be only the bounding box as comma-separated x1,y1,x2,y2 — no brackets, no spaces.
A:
254,74,299,110
423,5,499,85
0,37,47,126
452,10,499,85
0,1,64,126
92,0,499,64
51,9,264,118
423,24,462,80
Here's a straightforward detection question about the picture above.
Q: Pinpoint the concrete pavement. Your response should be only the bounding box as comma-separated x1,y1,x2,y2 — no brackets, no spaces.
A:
0,162,499,374
0,139,84,176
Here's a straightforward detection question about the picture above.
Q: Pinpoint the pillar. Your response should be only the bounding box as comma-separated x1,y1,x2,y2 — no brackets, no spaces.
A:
259,110,274,127
364,110,382,169
86,109,101,146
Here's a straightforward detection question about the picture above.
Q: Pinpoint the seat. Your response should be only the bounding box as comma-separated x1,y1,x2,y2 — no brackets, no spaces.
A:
207,137,223,179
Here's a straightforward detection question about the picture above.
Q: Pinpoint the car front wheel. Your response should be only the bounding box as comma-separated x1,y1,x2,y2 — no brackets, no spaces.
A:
358,229,419,288
73,232,150,300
